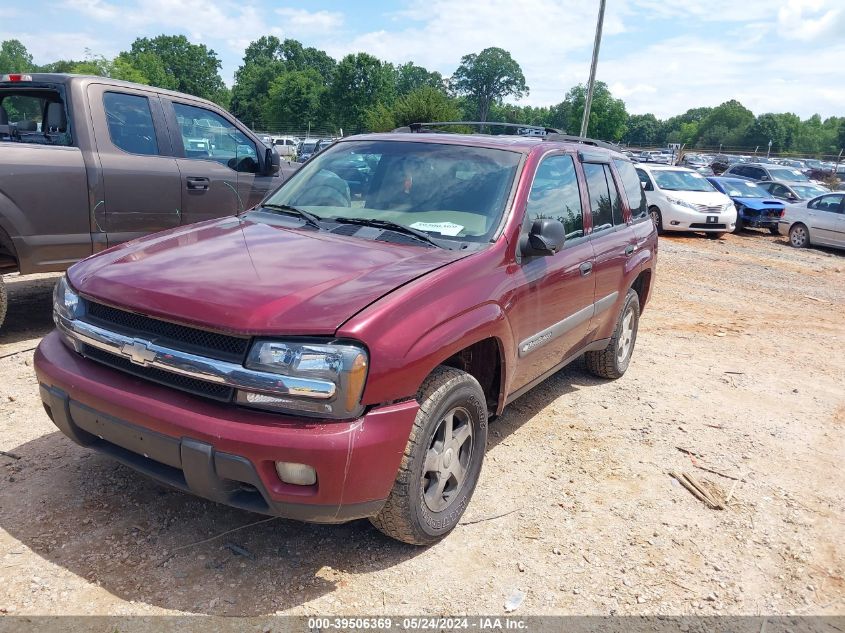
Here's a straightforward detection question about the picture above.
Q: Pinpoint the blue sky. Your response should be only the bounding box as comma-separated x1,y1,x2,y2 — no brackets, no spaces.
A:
4,0,844,119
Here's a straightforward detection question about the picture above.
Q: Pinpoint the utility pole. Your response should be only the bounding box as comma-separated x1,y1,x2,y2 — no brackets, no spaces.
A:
580,0,607,138
767,140,772,159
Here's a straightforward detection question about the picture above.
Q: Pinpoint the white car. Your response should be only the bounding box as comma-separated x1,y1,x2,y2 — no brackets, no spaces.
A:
635,164,737,238
777,192,845,251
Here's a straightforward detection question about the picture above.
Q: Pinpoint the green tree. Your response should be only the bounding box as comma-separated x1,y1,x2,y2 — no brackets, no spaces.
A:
624,113,660,146
123,35,226,103
329,53,394,132
745,113,788,152
549,82,627,141
0,39,35,74
391,86,460,127
696,100,754,148
264,69,326,131
395,62,444,96
451,47,528,122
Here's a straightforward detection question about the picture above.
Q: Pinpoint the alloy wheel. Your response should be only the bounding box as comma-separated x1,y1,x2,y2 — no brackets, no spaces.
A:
422,407,474,512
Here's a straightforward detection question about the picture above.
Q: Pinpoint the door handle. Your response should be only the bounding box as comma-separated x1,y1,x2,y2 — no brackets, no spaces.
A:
186,177,210,190
625,244,636,256
579,261,593,276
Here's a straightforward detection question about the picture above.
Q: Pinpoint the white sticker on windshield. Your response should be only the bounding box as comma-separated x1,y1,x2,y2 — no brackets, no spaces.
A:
409,221,464,236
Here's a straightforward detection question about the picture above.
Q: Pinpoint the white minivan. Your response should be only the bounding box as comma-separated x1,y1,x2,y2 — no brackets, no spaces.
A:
636,164,736,239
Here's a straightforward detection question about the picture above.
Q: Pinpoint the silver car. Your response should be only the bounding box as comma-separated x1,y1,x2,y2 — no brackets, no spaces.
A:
778,192,845,250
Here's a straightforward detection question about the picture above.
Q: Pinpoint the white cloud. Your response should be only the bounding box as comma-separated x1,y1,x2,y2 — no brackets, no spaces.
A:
274,8,344,33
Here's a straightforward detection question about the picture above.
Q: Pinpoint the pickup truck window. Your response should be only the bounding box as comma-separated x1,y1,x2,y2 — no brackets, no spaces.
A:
103,92,159,156
526,154,584,240
0,90,71,146
172,103,258,173
613,159,648,222
583,163,622,233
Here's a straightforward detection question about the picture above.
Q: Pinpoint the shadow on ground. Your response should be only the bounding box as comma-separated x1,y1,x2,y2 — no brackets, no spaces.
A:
1,360,590,615
0,274,59,350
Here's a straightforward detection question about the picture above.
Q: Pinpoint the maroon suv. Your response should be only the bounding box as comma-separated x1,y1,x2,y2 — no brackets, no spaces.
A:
35,130,657,544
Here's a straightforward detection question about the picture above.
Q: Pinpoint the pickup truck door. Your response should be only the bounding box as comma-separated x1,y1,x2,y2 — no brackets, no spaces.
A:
162,99,282,226
87,84,182,246
508,153,596,394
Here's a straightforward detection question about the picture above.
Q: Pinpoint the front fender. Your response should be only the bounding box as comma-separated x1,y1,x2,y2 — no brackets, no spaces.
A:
355,301,515,410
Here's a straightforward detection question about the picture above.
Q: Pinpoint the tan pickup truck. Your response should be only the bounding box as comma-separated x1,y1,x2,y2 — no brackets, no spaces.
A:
0,73,299,328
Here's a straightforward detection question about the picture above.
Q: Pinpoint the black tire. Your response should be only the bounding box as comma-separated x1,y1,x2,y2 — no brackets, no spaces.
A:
0,275,6,330
648,206,664,234
789,223,810,248
370,366,488,545
585,289,640,380
769,226,780,236
734,214,744,232
706,232,724,240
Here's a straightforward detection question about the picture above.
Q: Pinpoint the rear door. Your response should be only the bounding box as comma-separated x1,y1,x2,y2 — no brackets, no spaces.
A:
88,84,181,246
162,99,280,226
508,152,596,392
582,157,634,336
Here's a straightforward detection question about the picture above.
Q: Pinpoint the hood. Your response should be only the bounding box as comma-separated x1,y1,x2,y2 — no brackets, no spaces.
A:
733,197,784,209
69,216,469,335
661,190,731,206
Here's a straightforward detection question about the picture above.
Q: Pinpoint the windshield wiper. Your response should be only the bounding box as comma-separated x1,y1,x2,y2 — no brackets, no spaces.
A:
260,203,323,229
332,217,443,248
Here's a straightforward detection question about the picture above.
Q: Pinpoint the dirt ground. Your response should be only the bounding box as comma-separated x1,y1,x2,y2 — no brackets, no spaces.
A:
0,230,843,618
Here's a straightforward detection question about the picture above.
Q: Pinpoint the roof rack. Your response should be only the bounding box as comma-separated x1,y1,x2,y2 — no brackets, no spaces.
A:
394,122,563,135
542,134,620,152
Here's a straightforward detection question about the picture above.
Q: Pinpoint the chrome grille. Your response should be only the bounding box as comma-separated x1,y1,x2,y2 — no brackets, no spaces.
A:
690,203,724,214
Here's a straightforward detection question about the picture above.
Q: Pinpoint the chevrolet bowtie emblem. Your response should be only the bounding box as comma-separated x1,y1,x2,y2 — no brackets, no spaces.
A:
121,339,157,366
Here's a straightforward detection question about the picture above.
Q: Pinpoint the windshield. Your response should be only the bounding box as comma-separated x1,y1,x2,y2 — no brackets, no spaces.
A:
768,168,808,182
0,88,71,146
652,170,716,192
793,185,828,198
265,139,521,242
721,179,765,198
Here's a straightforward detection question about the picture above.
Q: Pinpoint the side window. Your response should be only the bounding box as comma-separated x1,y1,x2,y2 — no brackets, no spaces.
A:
172,103,258,172
525,154,584,241
614,159,648,222
751,167,766,180
103,92,159,156
583,163,615,233
811,194,844,212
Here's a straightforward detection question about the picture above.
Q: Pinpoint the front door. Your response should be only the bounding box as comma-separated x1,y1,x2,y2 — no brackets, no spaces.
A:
508,153,596,393
164,100,279,226
807,194,845,246
88,85,181,246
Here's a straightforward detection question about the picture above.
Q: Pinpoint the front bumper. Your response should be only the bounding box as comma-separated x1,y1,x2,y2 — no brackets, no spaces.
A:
662,204,736,232
35,331,418,523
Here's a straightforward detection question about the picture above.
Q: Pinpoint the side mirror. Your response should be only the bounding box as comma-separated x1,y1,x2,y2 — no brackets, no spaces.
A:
264,147,280,176
786,192,797,200
520,218,566,257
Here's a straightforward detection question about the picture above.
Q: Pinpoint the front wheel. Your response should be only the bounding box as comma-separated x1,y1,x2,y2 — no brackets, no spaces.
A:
370,366,488,545
585,289,640,379
789,223,810,248
648,206,664,234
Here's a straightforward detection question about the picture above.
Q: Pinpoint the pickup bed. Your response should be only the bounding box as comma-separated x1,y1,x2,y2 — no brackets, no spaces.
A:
0,73,298,328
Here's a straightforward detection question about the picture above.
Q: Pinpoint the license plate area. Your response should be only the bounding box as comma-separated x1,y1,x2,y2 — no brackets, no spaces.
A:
706,216,718,224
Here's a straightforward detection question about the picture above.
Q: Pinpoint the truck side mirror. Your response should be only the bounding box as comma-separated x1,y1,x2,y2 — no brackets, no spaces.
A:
264,147,280,176
520,218,566,257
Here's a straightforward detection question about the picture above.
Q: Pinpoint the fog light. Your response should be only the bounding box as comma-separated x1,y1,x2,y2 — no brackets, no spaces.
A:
275,461,317,486
670,220,680,225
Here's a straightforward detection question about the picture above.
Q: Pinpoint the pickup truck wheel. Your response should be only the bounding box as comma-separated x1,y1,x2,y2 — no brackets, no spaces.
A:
0,275,6,330
585,289,640,380
789,223,809,248
369,366,488,545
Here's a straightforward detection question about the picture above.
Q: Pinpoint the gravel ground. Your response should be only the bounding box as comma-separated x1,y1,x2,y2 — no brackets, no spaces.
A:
0,230,843,617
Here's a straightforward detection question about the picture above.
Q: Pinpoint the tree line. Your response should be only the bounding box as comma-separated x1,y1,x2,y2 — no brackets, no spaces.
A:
1,36,843,156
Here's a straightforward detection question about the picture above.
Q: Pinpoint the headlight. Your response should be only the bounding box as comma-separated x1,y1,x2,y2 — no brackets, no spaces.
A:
723,202,735,212
237,340,368,419
666,196,696,210
53,275,83,324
